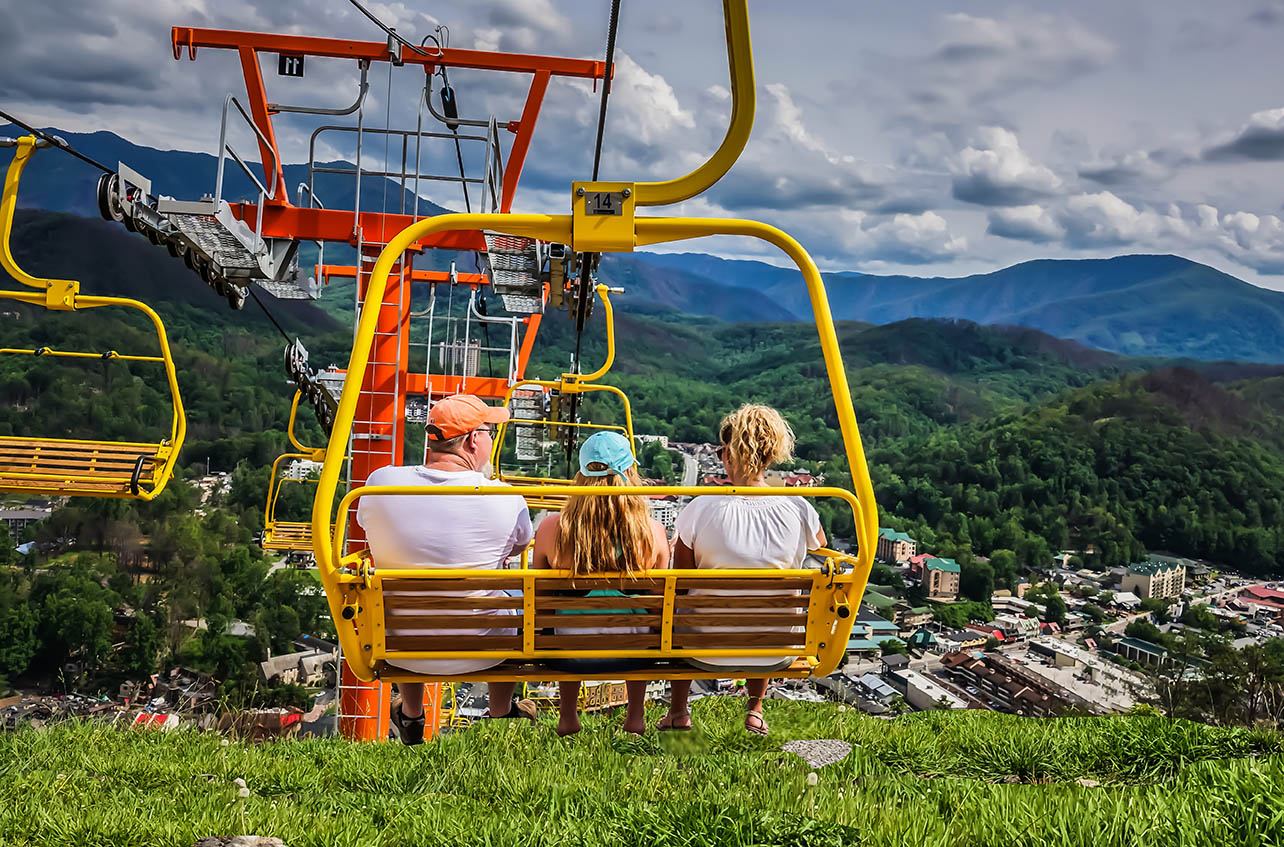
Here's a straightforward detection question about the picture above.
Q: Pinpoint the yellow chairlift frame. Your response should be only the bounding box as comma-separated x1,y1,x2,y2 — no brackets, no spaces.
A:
261,390,327,552
310,0,880,683
0,136,186,500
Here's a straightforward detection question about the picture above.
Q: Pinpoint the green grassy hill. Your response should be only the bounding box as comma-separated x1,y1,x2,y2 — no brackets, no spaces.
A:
1,700,1280,847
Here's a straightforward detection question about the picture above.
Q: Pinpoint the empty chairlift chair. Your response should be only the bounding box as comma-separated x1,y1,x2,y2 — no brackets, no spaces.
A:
0,136,185,500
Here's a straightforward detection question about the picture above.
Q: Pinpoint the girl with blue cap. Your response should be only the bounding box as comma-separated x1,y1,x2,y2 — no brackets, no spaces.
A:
531,430,670,736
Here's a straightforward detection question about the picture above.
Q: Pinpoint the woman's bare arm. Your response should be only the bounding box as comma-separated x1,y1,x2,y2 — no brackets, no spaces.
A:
530,514,559,569
673,539,696,569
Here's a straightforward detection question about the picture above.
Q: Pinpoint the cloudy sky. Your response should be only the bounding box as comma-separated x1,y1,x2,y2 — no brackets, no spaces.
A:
5,0,1284,288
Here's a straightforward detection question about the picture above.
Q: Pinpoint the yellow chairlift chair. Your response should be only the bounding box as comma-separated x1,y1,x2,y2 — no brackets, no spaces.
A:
262,390,326,553
0,136,185,500
309,0,879,685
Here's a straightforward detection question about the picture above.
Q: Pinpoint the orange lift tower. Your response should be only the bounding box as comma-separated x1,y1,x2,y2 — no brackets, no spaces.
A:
102,20,607,740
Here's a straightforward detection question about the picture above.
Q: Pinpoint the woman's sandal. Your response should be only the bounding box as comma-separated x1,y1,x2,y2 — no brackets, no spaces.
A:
656,712,693,732
745,710,769,736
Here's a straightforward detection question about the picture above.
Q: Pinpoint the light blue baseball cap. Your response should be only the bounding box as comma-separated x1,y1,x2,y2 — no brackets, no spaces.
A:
579,431,636,478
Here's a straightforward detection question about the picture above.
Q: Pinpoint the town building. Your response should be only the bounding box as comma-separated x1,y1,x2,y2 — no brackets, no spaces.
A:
914,557,960,600
634,434,669,448
846,607,903,654
939,653,1071,717
1113,636,1169,666
1110,591,1142,611
0,505,51,538
854,673,898,705
993,613,1040,640
1239,586,1284,615
647,498,680,535
876,528,917,564
890,668,966,710
1121,558,1187,600
936,629,989,652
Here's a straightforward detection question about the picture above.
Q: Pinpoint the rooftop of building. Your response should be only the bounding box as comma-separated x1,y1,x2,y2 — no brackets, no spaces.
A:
923,557,960,573
1128,558,1185,576
1116,636,1167,656
877,527,916,543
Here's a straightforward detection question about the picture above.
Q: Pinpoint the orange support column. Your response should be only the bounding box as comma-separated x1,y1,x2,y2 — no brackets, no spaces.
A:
338,247,440,742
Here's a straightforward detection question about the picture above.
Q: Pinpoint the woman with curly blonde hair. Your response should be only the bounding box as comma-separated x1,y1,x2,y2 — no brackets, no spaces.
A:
658,404,825,736
531,430,670,736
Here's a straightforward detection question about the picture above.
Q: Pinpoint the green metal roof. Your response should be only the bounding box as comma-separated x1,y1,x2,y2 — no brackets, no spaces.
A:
864,591,897,610
878,527,916,544
1128,559,1184,576
924,557,961,573
1117,636,1167,656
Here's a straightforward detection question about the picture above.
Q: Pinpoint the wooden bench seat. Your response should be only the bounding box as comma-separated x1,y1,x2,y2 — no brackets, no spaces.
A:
0,436,166,496
335,565,862,682
262,520,313,551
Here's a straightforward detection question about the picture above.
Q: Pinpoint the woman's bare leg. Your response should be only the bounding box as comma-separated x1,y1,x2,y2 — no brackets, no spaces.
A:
399,683,424,717
659,679,694,729
557,682,582,736
622,681,648,735
745,677,770,734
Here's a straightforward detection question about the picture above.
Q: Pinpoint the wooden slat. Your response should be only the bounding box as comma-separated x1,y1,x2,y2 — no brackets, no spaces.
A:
382,577,526,592
0,449,152,462
535,634,661,649
386,595,525,611
0,477,129,492
386,613,520,629
670,612,808,627
674,578,812,591
0,436,157,451
0,460,145,476
0,442,157,457
671,632,804,648
535,578,667,592
385,635,521,651
377,658,814,682
536,595,665,611
533,614,658,629
671,594,810,609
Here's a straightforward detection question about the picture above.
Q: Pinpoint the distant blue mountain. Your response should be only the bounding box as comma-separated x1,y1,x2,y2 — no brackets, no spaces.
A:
630,253,1284,363
6,125,1284,361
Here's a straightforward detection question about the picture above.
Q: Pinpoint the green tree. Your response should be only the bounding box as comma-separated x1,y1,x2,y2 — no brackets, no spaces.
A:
881,638,907,656
988,548,1019,592
0,604,37,679
959,561,994,603
1043,594,1067,625
126,615,161,676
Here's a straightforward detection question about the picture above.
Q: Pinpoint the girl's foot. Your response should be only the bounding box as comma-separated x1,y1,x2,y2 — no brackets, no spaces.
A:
556,714,582,737
657,711,693,731
745,709,768,736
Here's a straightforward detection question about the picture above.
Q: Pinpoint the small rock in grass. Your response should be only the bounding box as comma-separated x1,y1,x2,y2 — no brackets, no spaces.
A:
1001,775,1022,784
781,739,852,768
232,778,247,789
193,838,288,847
1076,778,1100,787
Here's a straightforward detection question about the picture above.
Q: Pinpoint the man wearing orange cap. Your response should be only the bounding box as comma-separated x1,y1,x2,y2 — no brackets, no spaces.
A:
357,394,533,744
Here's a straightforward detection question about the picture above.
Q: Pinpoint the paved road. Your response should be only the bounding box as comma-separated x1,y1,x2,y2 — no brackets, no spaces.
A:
677,449,697,486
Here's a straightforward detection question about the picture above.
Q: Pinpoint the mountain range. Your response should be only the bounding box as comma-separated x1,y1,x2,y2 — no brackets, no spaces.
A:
5,124,1284,363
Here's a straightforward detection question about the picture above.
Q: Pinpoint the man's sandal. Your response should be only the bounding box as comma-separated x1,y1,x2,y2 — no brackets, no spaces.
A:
745,710,769,736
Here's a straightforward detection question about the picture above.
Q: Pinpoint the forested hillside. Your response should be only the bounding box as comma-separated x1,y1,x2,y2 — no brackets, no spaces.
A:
5,211,1284,586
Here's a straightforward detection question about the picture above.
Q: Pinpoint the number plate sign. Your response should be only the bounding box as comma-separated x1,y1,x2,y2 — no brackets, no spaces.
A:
584,190,625,216
278,54,305,77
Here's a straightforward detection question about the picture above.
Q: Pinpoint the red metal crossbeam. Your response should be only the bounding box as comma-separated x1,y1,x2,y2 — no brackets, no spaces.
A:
172,28,607,79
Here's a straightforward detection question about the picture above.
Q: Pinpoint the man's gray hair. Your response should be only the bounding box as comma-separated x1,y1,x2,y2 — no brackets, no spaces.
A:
426,430,470,456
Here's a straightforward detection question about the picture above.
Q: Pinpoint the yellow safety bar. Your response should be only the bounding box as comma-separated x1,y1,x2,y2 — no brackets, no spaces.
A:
0,136,186,500
285,389,326,460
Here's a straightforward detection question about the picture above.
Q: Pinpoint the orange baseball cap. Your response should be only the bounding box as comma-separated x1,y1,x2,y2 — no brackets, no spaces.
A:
425,394,510,441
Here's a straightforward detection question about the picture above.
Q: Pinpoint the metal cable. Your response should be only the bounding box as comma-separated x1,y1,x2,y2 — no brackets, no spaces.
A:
566,0,623,473
347,0,439,57
249,287,293,345
0,109,113,174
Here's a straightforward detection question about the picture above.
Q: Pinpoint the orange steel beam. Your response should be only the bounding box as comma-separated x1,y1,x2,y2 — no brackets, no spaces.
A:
501,70,550,213
237,46,288,204
172,28,608,79
318,265,489,286
225,204,489,248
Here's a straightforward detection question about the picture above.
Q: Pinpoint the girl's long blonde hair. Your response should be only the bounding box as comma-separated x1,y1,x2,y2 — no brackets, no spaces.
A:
553,464,655,577
720,404,796,479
